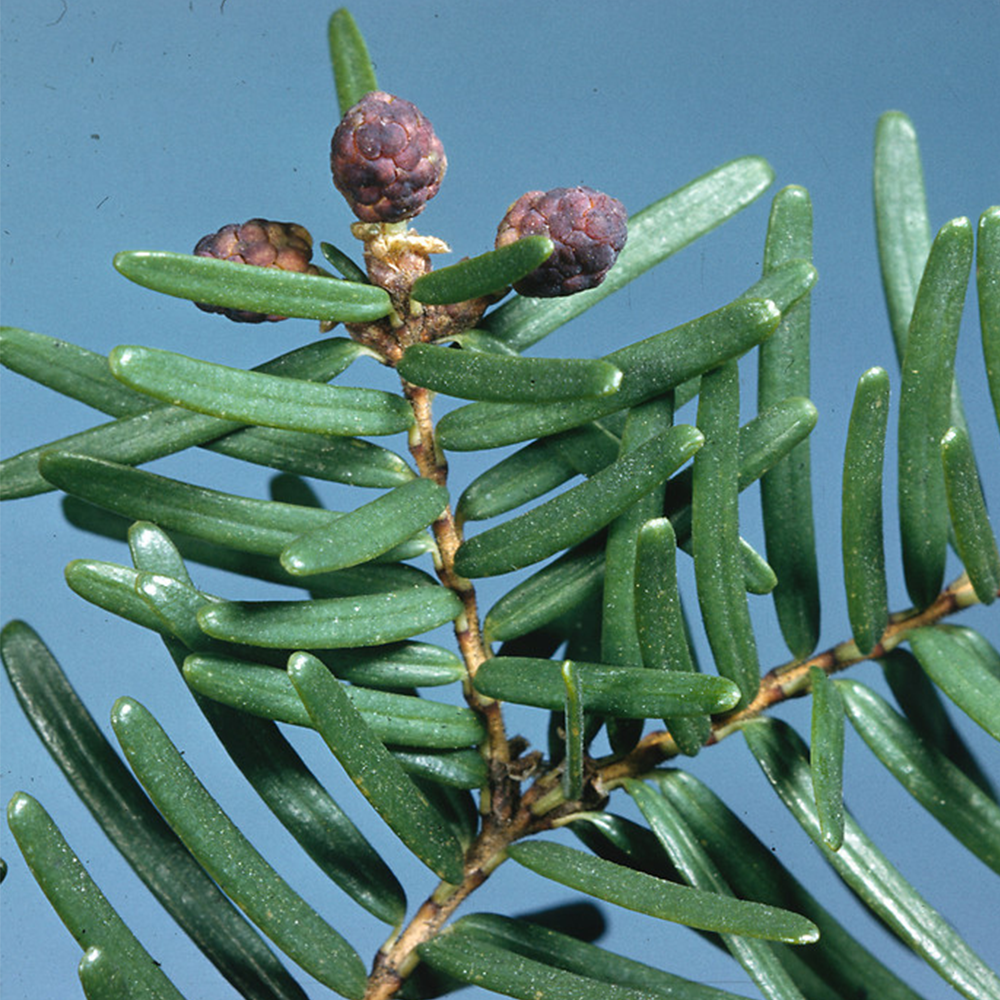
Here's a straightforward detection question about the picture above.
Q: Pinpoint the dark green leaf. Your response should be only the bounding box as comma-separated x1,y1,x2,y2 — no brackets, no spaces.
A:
156,636,408,928
897,217,974,608
411,778,479,851
229,429,414,488
77,946,133,1000
488,903,606,943
808,666,845,851
739,540,778,596
268,463,351,513
397,343,622,404
881,647,997,800
114,250,392,323
5,406,252,501
561,661,585,799
978,207,1000,431
129,521,193,584
454,425,703,577
759,186,819,659
40,452,430,562
570,812,816,1000
635,518,711,755
940,624,1000,676
761,186,814,291
552,416,627,474
1,328,363,418
111,698,367,997
455,417,625,524
941,424,1000,603
487,907,615,948
419,924,743,1000
474,657,740,716
176,633,410,933
873,110,932,364
682,552,759,598
655,769,925,1000
197,586,462,649
665,395,818,545
508,841,818,943
571,810,685,879
320,241,369,283
247,466,318,511
6,793,187,1000
837,678,1000,874
841,367,891,653
457,437,581,524
63,499,436,600
390,749,487,790
561,586,606,670
0,325,148,417
600,398,676,702
109,344,412,436
65,559,177,636
743,717,1000,999
438,298,781,450
560,597,601,676
182,653,484,748
44,452,342,554
328,8,378,115
908,627,1000,740
1,622,306,1000
736,259,818,317
450,912,748,1000
281,478,446,575
449,328,522,355
230,714,408,926
287,651,465,884
691,363,759,707
483,538,606,645
482,157,776,351
739,397,820,484
135,572,222,650
627,779,810,999
410,236,554,305
1,335,396,498
1,407,240,502
873,112,931,360
323,642,465,689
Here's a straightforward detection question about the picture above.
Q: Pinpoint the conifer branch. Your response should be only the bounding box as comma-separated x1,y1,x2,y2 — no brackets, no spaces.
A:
597,573,991,785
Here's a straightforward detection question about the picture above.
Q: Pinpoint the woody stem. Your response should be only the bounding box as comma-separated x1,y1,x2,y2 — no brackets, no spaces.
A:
597,573,987,787
401,378,508,765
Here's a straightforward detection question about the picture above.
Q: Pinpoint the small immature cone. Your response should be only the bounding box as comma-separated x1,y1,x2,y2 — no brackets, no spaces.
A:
331,91,447,223
193,219,321,323
495,186,628,297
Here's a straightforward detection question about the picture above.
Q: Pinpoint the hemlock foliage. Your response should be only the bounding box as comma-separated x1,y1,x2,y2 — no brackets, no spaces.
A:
2,9,998,1000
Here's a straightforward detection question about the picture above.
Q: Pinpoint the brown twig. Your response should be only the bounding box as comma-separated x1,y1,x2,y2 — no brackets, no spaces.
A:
596,572,985,788
364,815,518,1000
400,378,508,762
362,750,597,999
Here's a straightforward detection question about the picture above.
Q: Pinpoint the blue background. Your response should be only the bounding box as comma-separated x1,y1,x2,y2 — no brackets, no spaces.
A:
2,1,998,998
